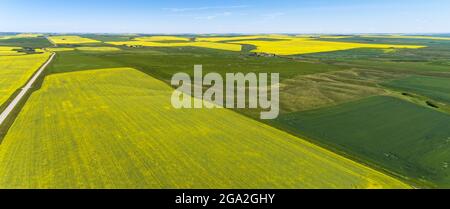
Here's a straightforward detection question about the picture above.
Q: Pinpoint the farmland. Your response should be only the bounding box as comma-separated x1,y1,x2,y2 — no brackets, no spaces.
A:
46,46,121,52
48,36,100,45
0,33,43,40
75,47,121,52
383,76,450,103
107,40,242,52
46,48,75,52
106,35,425,55
274,96,450,187
0,37,52,48
0,46,24,56
1,33,450,189
230,38,425,55
0,52,51,108
0,68,409,189
196,35,292,42
279,69,401,112
134,36,191,42
45,44,346,80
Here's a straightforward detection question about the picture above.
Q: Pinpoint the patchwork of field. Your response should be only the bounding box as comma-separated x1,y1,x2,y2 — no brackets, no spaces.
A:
81,34,137,42
297,35,352,39
46,48,75,52
14,34,43,38
193,35,427,55
0,36,52,49
0,52,51,107
383,76,450,103
47,47,120,52
0,46,25,56
48,36,100,44
230,38,425,55
196,35,292,42
134,36,191,42
104,35,428,55
1,33,449,189
275,96,450,187
0,34,43,40
0,47,21,51
45,46,346,80
108,40,242,52
0,68,409,189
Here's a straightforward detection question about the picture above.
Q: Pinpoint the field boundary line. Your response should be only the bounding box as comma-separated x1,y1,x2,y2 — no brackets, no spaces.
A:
46,36,57,47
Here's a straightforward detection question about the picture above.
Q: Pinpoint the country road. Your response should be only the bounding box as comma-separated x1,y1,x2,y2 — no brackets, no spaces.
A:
0,53,55,126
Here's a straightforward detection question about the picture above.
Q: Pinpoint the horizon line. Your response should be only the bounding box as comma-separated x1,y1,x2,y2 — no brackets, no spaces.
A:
2,31,450,36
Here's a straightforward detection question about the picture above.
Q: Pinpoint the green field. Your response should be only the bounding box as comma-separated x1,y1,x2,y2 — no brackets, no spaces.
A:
0,68,409,189
275,96,450,187
46,46,348,81
383,76,450,103
0,37,52,48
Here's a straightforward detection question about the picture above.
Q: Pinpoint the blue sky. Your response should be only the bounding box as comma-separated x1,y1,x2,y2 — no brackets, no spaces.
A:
1,0,449,34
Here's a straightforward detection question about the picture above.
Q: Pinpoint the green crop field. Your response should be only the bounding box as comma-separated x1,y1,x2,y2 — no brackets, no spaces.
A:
383,76,450,103
46,46,348,80
0,68,409,189
275,96,450,187
0,36,52,48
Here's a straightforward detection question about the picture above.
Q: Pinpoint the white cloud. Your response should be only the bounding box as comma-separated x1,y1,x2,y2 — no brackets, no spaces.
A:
165,5,248,13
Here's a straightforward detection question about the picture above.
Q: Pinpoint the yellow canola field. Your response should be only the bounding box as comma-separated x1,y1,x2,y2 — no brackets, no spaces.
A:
231,38,425,55
0,47,21,51
34,49,47,53
48,36,100,44
0,34,42,40
108,35,424,54
108,41,242,52
0,67,410,189
76,47,121,51
0,47,25,56
0,52,51,106
295,35,352,39
0,51,24,56
134,36,191,42
196,35,292,42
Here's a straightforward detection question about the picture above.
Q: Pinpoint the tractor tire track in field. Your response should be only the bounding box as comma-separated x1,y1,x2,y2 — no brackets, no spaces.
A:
0,53,55,126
